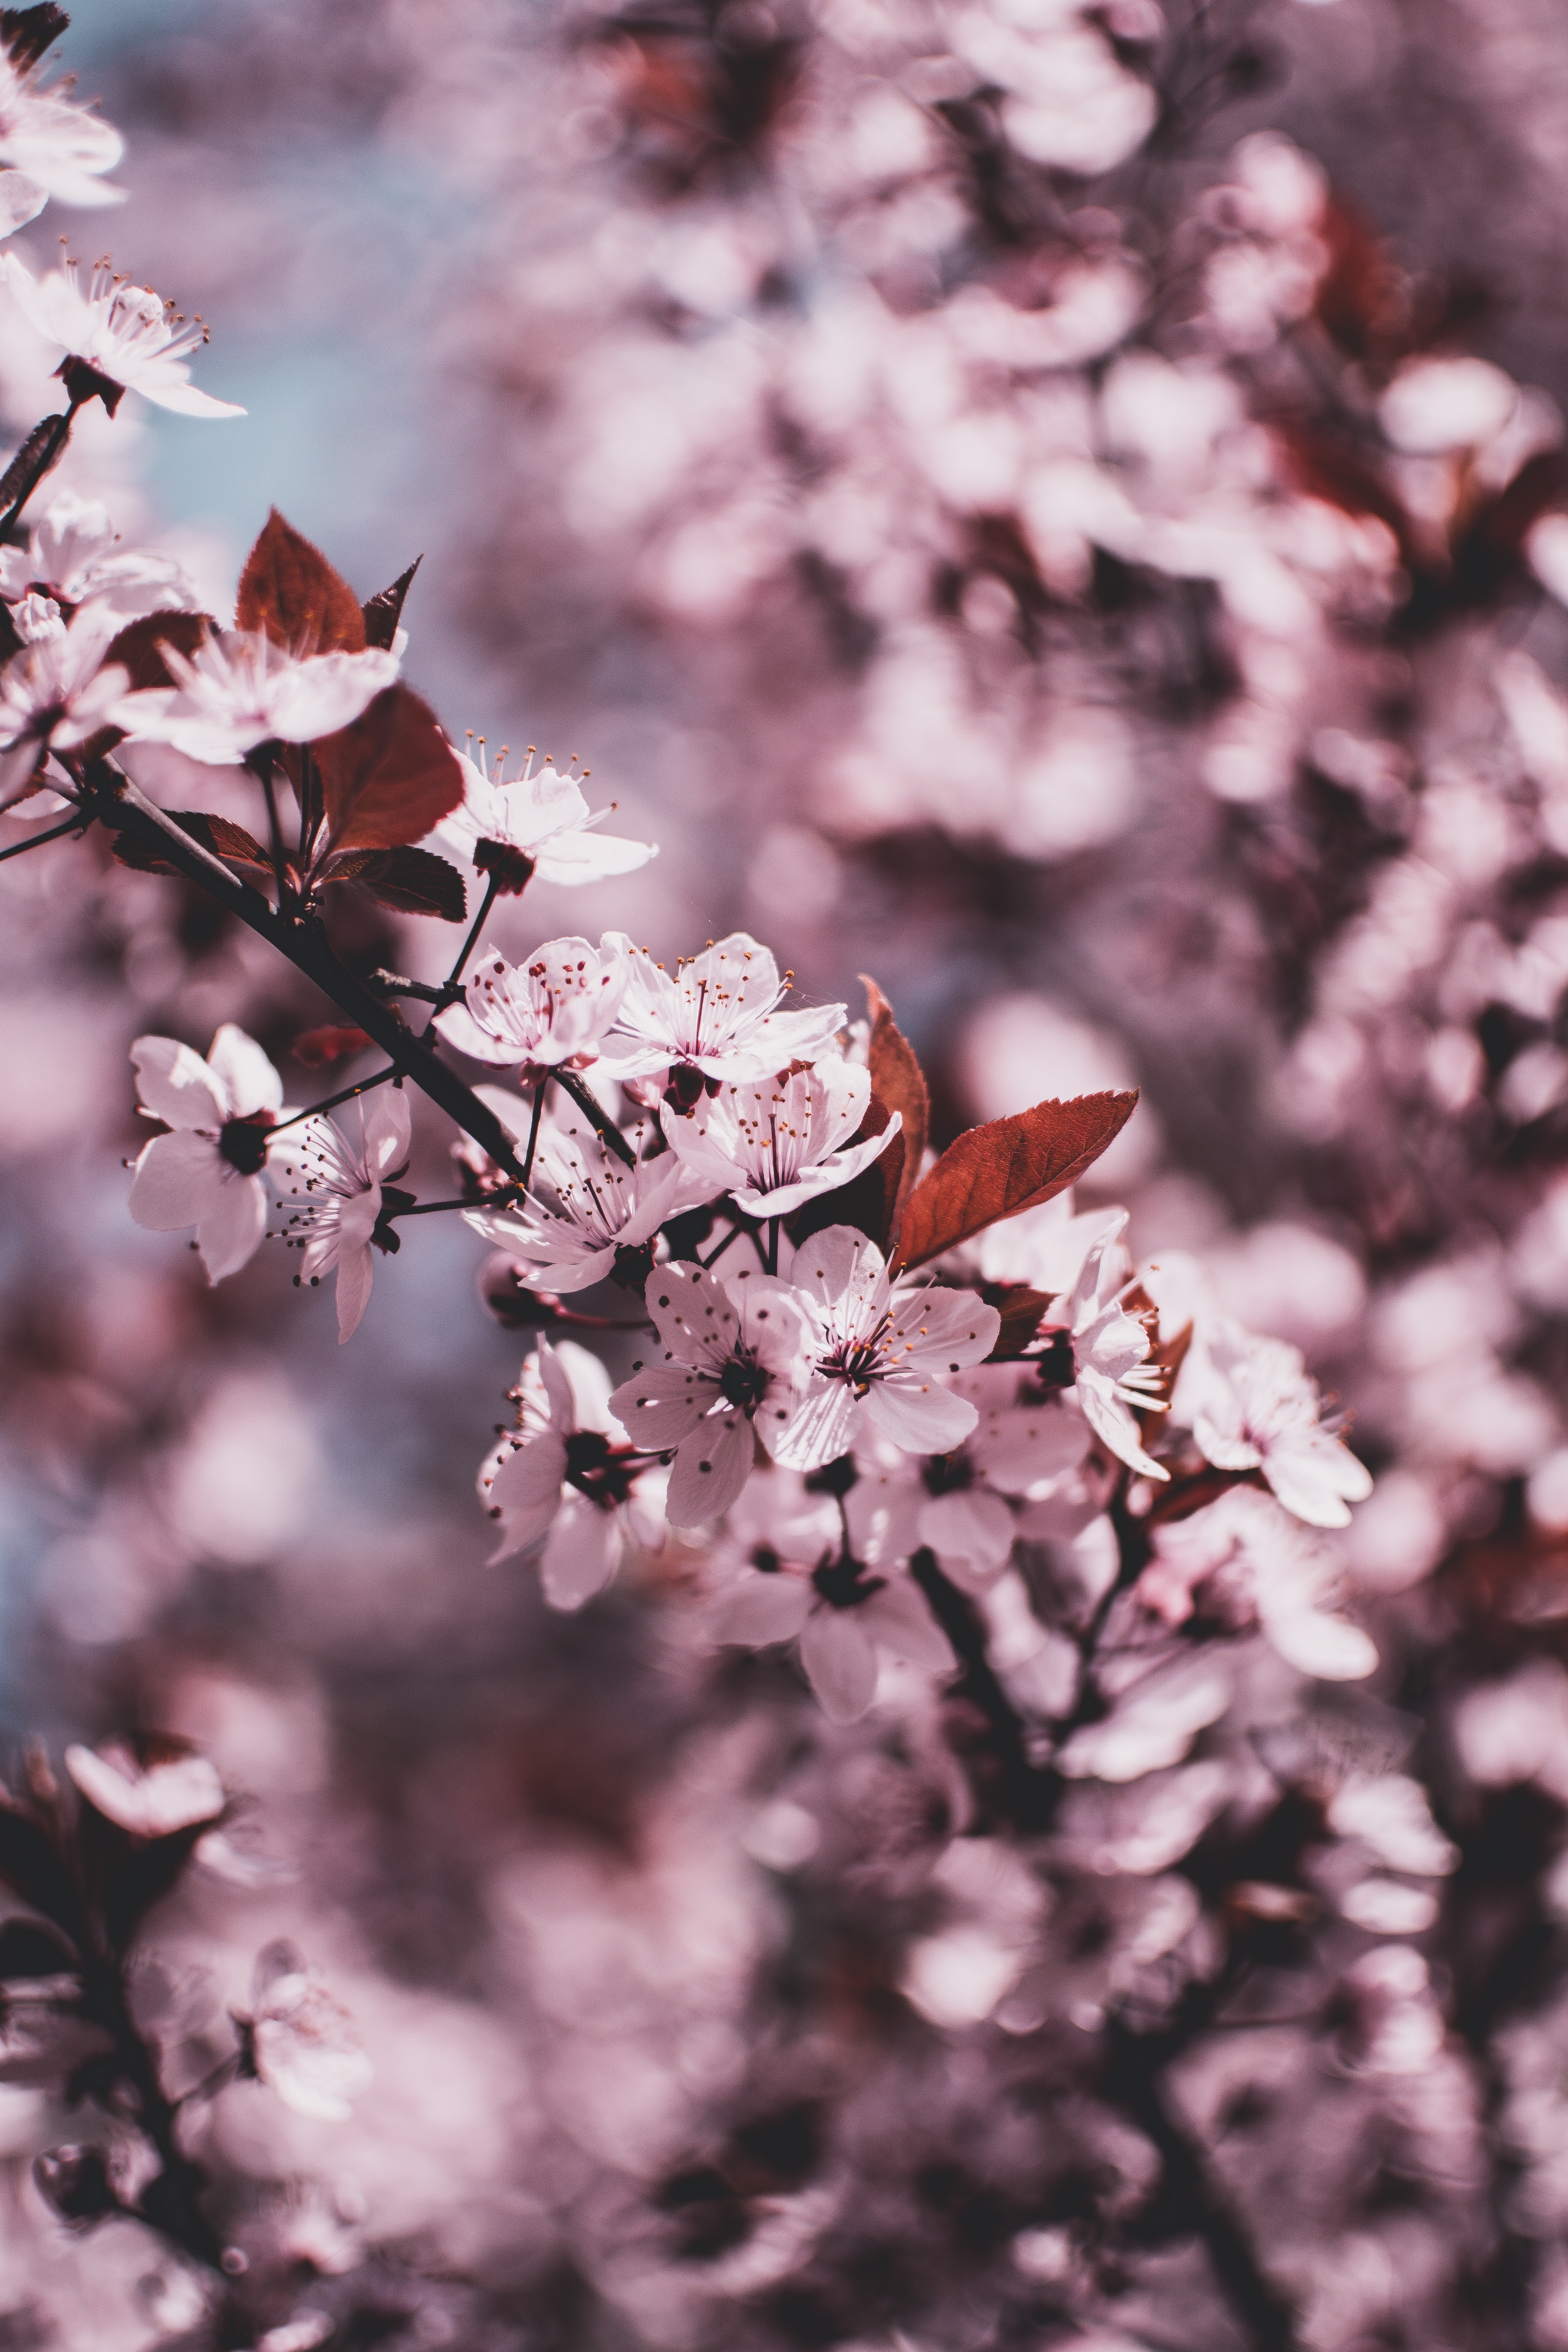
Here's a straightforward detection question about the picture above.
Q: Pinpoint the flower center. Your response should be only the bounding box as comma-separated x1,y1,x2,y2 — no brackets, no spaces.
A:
921,1451,974,1496
718,1351,769,1412
563,1429,641,1509
218,1112,274,1175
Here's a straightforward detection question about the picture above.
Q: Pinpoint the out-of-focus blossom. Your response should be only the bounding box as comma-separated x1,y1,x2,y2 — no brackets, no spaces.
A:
270,1089,412,1342
1188,1318,1373,1527
597,931,847,1090
660,1053,901,1219
427,738,656,892
64,1740,224,1836
0,490,196,619
128,1024,284,1282
773,1226,1000,1466
435,935,629,1078
116,627,397,762
2,252,243,415
468,1112,707,1292
243,1942,371,2122
0,603,126,804
612,1259,816,1523
9,588,62,642
0,45,122,207
479,1337,646,1602
1138,1485,1377,1679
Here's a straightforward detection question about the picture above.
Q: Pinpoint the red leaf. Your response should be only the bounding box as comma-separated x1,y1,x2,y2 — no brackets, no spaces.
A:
236,508,365,654
310,684,466,852
292,1024,373,1067
861,975,928,1221
361,557,421,650
984,1285,1053,1361
319,842,467,920
110,809,271,878
103,610,214,691
892,1090,1137,1272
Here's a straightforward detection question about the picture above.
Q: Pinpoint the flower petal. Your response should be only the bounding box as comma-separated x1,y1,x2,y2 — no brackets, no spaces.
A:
128,1128,224,1231
667,1410,756,1526
131,1033,227,1129
706,1569,813,1648
539,1492,621,1610
195,1169,267,1283
800,1608,880,1723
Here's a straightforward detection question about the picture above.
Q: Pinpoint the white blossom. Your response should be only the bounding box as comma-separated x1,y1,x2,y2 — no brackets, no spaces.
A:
466,1115,708,1292
270,1090,412,1343
1137,1485,1377,1679
0,49,123,207
426,738,657,888
2,252,243,416
0,603,126,805
0,489,196,619
611,1259,818,1524
479,1338,648,1604
596,930,848,1089
128,1024,284,1283
1038,1212,1170,1481
1189,1318,1373,1527
660,1053,902,1219
245,1943,372,2123
771,1225,1001,1468
116,626,398,763
9,589,62,643
64,1741,225,1837
435,935,630,1078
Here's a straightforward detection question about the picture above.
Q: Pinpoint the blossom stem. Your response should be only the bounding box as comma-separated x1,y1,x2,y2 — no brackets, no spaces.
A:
0,808,88,863
908,1546,1056,1829
698,1219,747,1271
0,399,82,538
444,870,503,997
552,1066,637,1167
367,968,462,1006
252,750,292,911
766,1216,780,1276
268,1063,400,1136
385,1195,485,1217
81,762,531,1181
521,1076,547,1192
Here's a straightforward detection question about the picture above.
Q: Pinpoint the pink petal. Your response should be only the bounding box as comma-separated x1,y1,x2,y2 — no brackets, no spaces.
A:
128,1128,224,1230
195,1169,267,1282
131,1034,226,1129
667,1411,756,1526
800,1608,880,1723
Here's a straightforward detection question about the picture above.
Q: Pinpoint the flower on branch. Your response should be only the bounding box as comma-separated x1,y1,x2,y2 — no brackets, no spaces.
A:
466,1113,708,1292
0,40,123,208
479,1337,654,1604
772,1225,1002,1468
0,488,196,619
240,1941,372,2123
426,737,657,894
1037,1212,1171,1480
1187,1318,1374,1528
127,1024,284,1282
611,1259,817,1524
1137,1485,1377,1680
1,251,243,417
596,930,848,1094
660,1052,902,1219
0,601,125,804
436,935,630,1080
270,1089,413,1342
115,626,399,765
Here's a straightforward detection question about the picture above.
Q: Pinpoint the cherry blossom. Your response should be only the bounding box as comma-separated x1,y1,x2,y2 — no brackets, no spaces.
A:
660,1053,902,1219
466,1115,708,1292
435,935,630,1079
0,490,196,619
1,253,243,416
0,604,127,805
596,931,848,1094
479,1338,649,1604
64,1741,225,1837
1037,1213,1170,1481
116,627,398,764
0,47,123,208
128,1024,285,1282
270,1089,412,1342
426,738,657,893
8,589,62,643
1137,1485,1377,1680
1189,1318,1373,1528
773,1226,1002,1468
611,1259,817,1524
242,1942,372,2123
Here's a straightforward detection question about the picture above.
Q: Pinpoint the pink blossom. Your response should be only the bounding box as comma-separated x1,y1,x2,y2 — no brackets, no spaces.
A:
270,1090,412,1341
128,1024,285,1282
435,935,629,1079
660,1053,901,1220
2,252,242,416
597,930,847,1088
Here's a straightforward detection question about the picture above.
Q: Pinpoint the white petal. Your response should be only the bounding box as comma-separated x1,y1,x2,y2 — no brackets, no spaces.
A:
918,1488,1015,1586
533,831,659,882
800,1609,880,1723
131,1033,226,1129
0,171,45,238
195,1170,267,1283
334,1244,375,1342
858,1576,955,1673
539,1492,621,1609
1264,1608,1378,1681
866,1376,978,1456
362,1085,412,1177
609,1365,710,1451
65,1744,223,1837
205,1023,283,1117
768,1380,859,1472
128,1129,224,1231
667,1412,755,1526
706,1570,813,1648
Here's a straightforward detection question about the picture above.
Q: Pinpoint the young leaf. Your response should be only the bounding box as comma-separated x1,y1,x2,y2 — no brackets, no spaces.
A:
0,5,69,70
103,610,212,691
319,843,467,921
361,557,422,650
892,1090,1137,1272
983,1285,1053,1361
311,684,466,852
788,1094,904,1254
236,508,365,655
860,975,927,1218
110,809,271,879
292,1024,373,1067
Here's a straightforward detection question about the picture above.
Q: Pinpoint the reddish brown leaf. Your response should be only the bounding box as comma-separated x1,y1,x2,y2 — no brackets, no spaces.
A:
861,975,928,1220
983,1285,1053,1361
292,1024,373,1067
319,842,467,921
103,610,212,691
110,809,270,878
362,557,421,650
892,1090,1138,1272
311,684,466,853
236,508,365,655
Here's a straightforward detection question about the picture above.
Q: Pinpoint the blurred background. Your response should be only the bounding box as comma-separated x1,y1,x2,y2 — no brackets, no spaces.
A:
7,0,1568,2344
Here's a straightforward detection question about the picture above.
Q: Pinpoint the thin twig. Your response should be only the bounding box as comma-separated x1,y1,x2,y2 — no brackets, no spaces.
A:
0,808,87,863
552,1066,637,1166
269,1063,400,1136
